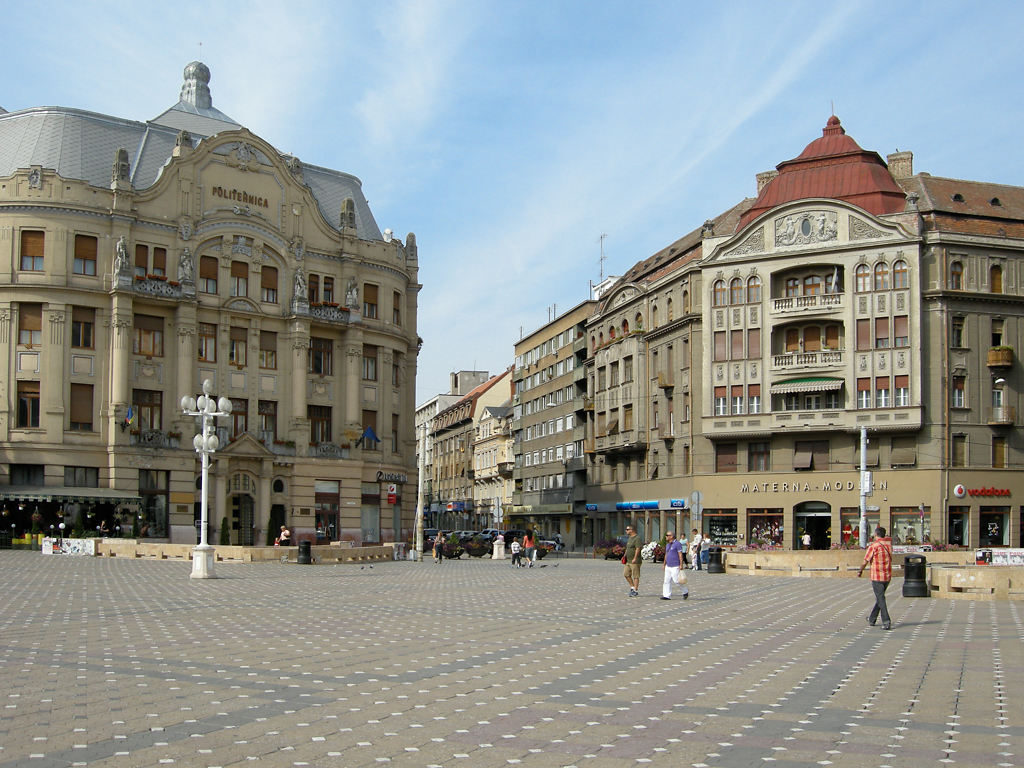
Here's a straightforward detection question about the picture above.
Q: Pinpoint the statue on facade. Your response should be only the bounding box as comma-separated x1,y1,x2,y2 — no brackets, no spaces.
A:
178,248,194,283
111,148,130,186
114,236,131,277
294,267,308,301
345,278,359,310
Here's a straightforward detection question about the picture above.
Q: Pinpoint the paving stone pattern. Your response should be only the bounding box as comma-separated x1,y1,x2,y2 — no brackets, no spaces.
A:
0,552,1020,768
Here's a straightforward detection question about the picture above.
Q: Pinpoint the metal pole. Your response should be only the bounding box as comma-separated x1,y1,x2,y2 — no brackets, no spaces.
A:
414,422,426,561
198,412,210,548
859,426,869,548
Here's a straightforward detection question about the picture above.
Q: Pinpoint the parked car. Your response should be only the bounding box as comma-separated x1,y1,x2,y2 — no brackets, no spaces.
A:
538,534,565,551
500,529,528,545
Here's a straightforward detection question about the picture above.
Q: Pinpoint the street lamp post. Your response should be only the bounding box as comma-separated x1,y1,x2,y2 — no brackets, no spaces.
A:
180,379,233,579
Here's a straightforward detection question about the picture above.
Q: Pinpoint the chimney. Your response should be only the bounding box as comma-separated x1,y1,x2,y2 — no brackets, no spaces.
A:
756,170,778,193
887,151,913,180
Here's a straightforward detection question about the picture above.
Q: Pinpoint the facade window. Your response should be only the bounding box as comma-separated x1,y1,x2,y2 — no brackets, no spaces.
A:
258,400,277,442
623,356,633,382
804,275,822,295
856,318,870,350
950,260,963,290
952,434,967,467
18,303,42,347
362,410,378,451
65,466,99,487
857,378,872,409
71,307,95,348
230,398,248,439
992,318,1004,347
730,278,744,304
392,413,400,452
69,383,93,430
715,443,737,473
894,375,909,407
73,235,98,276
392,353,401,386
991,264,1003,294
363,345,378,381
134,245,148,277
784,393,799,411
713,331,727,361
133,314,164,357
132,389,162,431
309,274,320,304
198,323,217,362
785,277,800,297
731,330,743,359
747,275,761,303
855,264,871,292
875,377,890,408
785,328,800,352
804,325,820,351
261,266,278,303
323,277,334,304
874,262,890,291
17,381,40,428
623,404,633,432
139,469,169,539
952,376,966,408
748,384,761,414
308,405,332,444
363,283,378,318
893,315,909,347
712,280,726,306
152,247,166,276
393,292,402,325
20,230,45,271
230,261,248,297
200,256,218,294
993,436,1007,469
748,441,770,471
259,331,277,369
951,316,965,348
874,316,890,349
714,386,727,416
893,260,909,289
609,361,619,386
824,391,840,409
309,337,333,375
731,385,744,415
229,327,247,366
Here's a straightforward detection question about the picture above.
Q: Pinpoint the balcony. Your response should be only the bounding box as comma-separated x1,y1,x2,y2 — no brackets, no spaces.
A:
657,371,674,389
771,293,845,316
308,303,354,326
987,347,1014,368
593,429,646,455
988,405,1016,426
771,350,844,371
131,275,186,300
565,456,586,473
572,335,587,354
583,396,595,411
129,429,180,449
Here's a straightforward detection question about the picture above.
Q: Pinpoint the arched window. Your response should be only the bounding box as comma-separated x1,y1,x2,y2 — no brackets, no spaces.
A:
621,319,629,335
874,262,890,291
892,260,909,290
785,277,800,297
635,312,644,330
667,298,674,321
730,278,744,304
608,326,616,340
746,276,761,303
712,280,726,306
950,261,963,290
651,305,659,326
598,332,604,347
591,336,597,351
804,275,822,295
991,264,1003,294
855,264,871,292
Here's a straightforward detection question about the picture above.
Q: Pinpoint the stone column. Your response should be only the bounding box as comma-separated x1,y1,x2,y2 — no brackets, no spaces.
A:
289,319,309,444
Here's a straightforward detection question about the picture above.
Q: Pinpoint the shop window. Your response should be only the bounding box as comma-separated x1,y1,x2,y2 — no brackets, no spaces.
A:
891,506,930,545
980,507,1009,546
73,235,98,276
139,469,168,538
747,509,783,547
703,509,738,546
840,508,878,546
948,507,968,546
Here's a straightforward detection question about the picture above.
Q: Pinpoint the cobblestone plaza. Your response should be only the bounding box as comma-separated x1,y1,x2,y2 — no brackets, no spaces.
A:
0,552,1020,768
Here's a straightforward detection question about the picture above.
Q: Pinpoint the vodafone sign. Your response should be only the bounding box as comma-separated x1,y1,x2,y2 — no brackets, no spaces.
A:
953,483,1010,498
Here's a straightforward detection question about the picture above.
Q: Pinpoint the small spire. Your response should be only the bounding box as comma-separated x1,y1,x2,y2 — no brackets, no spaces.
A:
823,115,845,136
180,61,213,109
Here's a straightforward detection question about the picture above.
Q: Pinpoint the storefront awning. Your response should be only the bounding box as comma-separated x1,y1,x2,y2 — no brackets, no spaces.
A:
0,486,142,505
771,377,844,395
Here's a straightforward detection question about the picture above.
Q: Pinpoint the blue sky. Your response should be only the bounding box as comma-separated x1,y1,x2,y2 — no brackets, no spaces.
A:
5,1,1024,404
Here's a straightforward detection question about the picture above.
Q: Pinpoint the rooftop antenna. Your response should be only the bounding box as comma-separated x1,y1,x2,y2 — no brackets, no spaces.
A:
599,233,607,281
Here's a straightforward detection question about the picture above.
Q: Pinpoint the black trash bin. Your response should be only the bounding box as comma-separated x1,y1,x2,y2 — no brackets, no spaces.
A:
297,540,312,565
706,546,725,574
902,554,929,597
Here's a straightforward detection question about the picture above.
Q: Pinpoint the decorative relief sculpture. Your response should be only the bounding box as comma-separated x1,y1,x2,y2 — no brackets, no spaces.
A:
775,211,837,247
231,236,251,256
175,130,193,149
725,227,764,256
291,237,305,261
178,248,194,283
611,288,637,307
293,267,308,301
114,236,131,278
111,148,131,186
346,278,359,310
848,215,884,240
178,217,193,241
27,168,42,189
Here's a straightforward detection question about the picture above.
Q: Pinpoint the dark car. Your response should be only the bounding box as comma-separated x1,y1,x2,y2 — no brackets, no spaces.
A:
419,528,441,551
500,529,528,545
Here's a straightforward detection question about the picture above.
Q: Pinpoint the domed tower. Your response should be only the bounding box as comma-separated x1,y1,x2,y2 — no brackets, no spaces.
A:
179,61,213,110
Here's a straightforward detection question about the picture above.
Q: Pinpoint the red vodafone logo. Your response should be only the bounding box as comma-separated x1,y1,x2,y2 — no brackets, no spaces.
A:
953,484,966,498
967,487,1011,497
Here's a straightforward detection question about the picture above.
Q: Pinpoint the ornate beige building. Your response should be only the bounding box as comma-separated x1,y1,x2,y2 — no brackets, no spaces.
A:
0,63,419,545
584,117,1024,551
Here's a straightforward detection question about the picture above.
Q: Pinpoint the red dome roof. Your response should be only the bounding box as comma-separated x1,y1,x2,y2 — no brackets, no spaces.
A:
739,116,906,227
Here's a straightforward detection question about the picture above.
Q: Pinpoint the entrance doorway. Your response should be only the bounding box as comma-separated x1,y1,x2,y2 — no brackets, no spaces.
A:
232,493,255,546
794,501,831,549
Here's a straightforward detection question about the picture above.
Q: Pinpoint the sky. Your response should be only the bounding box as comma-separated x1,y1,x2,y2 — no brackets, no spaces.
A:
5,1,1024,405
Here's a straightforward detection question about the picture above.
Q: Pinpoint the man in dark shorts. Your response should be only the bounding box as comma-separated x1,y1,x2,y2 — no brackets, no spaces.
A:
623,524,641,597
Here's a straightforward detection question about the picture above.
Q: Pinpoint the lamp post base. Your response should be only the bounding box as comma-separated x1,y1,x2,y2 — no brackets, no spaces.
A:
190,544,217,579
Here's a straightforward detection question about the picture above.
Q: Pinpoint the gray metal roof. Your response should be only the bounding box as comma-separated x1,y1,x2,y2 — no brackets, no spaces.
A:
0,62,383,241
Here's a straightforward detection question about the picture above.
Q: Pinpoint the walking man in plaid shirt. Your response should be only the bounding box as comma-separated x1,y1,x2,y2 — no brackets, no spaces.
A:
858,525,893,630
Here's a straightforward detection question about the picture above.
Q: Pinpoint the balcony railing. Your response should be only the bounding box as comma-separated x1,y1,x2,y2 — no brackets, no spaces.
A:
771,350,844,370
988,405,1016,426
771,293,844,314
593,429,646,454
987,347,1014,368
